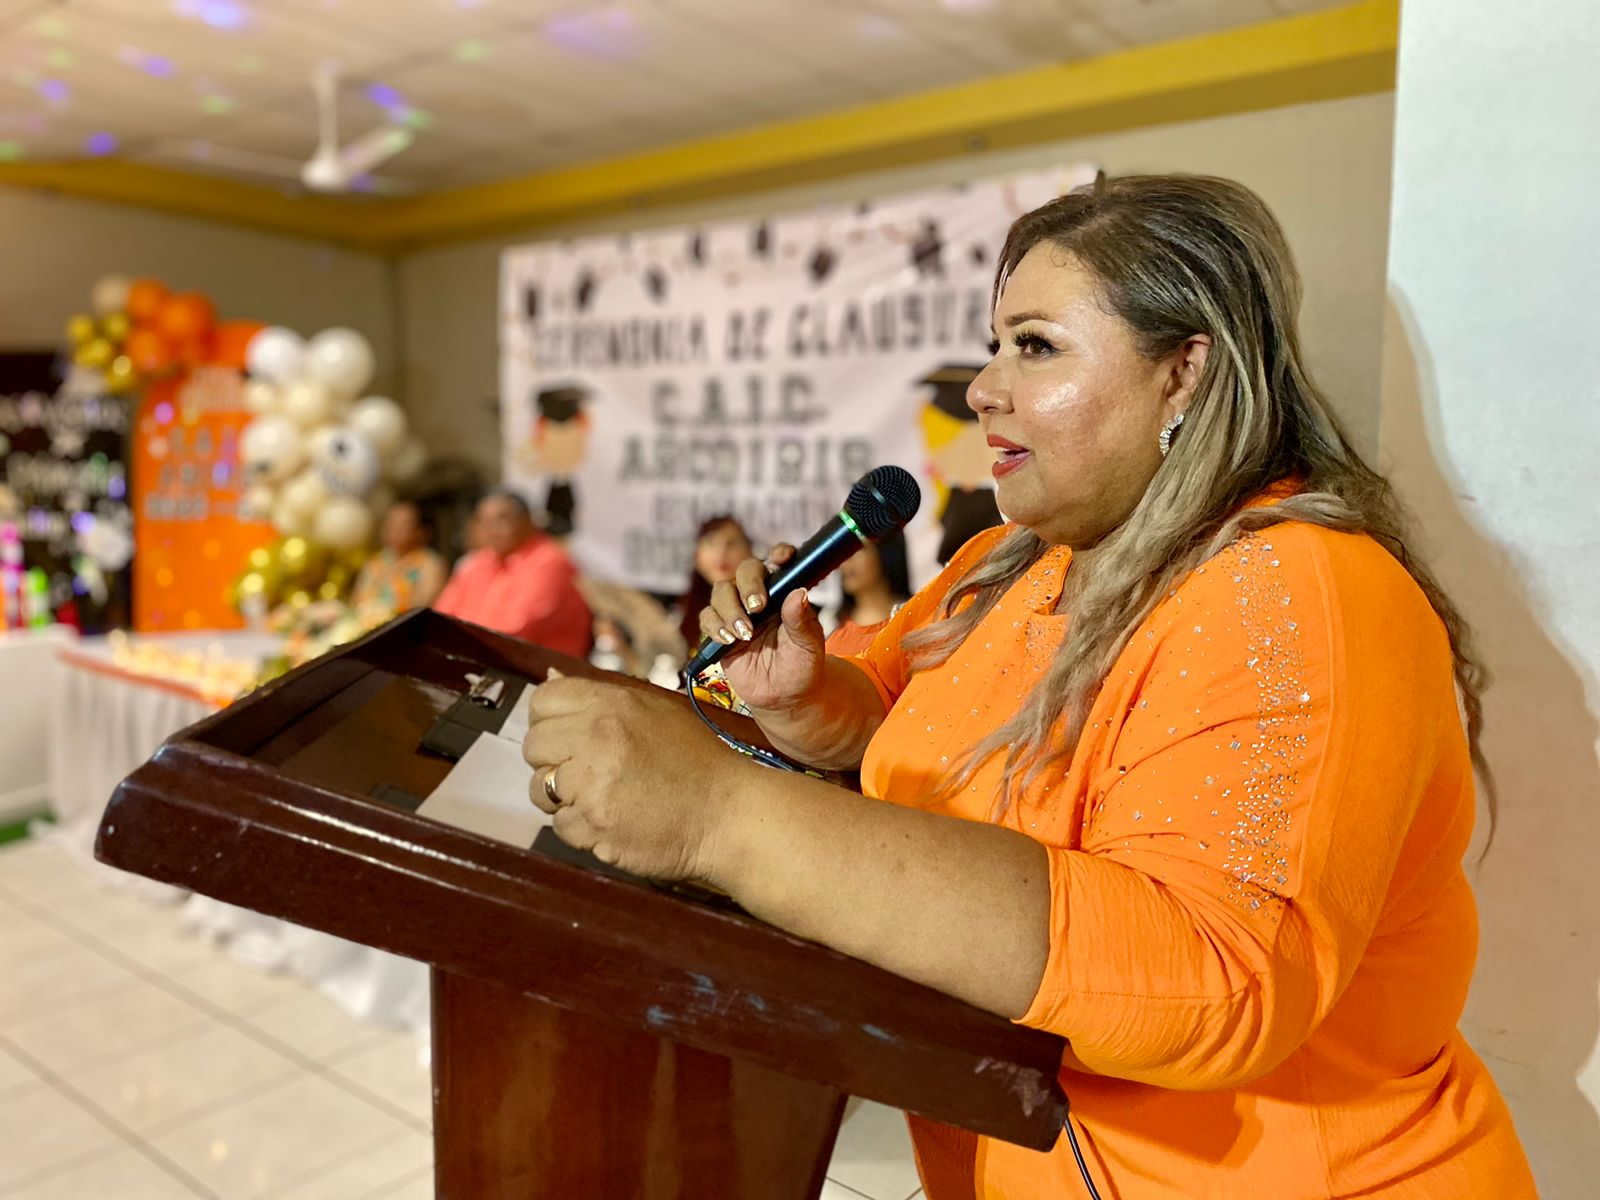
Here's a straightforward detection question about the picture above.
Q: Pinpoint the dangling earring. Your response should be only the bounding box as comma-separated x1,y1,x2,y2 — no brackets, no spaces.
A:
1159,413,1185,458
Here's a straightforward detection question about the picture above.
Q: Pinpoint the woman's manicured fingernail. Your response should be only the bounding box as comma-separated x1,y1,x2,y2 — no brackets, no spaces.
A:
716,628,735,645
746,592,765,613
734,619,752,641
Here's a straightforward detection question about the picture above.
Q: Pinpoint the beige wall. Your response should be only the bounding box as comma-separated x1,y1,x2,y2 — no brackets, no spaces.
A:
0,187,396,392
1378,0,1600,1193
398,91,1395,476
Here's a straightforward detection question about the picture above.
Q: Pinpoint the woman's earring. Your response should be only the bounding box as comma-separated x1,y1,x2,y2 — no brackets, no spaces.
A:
1158,413,1185,458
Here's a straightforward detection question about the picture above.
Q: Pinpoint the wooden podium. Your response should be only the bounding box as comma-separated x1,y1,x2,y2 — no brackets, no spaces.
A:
95,610,1068,1199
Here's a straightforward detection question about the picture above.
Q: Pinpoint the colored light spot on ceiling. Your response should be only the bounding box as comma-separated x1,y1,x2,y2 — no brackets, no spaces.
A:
544,6,636,59
201,94,234,115
34,14,68,38
38,78,70,104
454,39,489,62
366,82,404,110
401,107,433,131
175,0,252,31
46,48,75,70
237,54,264,73
0,142,24,162
86,131,118,155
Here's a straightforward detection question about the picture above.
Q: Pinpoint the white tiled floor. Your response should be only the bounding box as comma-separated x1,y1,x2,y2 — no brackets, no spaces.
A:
0,837,924,1198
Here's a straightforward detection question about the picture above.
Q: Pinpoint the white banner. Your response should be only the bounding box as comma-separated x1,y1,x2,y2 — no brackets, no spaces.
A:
500,163,1095,596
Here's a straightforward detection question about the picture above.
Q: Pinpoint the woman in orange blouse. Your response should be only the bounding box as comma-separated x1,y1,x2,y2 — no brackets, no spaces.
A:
522,175,1535,1198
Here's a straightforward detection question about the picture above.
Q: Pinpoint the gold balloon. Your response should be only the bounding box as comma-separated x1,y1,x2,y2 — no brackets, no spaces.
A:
279,535,312,580
66,314,97,345
105,355,137,394
76,337,116,369
101,311,132,343
317,580,343,602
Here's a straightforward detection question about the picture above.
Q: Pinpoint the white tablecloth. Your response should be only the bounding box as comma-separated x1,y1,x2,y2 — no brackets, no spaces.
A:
45,631,431,1036
0,626,75,822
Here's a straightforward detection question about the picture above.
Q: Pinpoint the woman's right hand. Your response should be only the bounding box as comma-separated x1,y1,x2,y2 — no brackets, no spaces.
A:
698,544,827,712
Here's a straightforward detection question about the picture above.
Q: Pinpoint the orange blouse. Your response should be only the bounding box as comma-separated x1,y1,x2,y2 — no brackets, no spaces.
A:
850,521,1534,1200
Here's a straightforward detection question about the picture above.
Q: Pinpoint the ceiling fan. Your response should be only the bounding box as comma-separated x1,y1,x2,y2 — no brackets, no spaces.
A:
150,61,417,194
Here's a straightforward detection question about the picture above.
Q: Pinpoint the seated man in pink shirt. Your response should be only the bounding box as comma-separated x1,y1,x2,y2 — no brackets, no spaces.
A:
434,491,592,659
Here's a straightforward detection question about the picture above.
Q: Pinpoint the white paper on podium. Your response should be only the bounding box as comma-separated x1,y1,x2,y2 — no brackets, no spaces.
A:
494,684,533,745
415,731,549,849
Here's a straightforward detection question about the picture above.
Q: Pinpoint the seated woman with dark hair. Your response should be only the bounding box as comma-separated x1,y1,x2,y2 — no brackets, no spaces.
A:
675,514,753,651
350,500,447,621
824,529,913,658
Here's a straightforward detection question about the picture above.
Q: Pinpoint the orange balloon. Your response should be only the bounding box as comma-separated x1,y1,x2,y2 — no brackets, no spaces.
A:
126,278,169,324
176,331,215,369
156,292,216,343
210,319,267,370
125,326,174,374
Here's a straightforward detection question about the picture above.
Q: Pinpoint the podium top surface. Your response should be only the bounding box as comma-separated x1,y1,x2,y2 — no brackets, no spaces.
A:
96,609,1069,1150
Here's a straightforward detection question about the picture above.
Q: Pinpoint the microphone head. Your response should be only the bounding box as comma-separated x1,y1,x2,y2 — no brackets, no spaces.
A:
844,466,921,539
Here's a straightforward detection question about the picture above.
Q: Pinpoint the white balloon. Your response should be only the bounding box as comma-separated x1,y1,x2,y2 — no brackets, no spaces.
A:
278,468,331,520
281,379,336,430
309,426,380,497
239,416,305,486
246,326,306,385
271,494,313,537
385,437,426,484
303,328,374,397
91,275,132,316
240,484,276,521
347,396,407,459
244,380,279,415
314,495,375,550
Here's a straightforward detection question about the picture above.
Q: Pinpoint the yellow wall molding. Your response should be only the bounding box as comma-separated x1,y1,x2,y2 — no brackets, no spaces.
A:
0,159,374,245
0,0,1396,252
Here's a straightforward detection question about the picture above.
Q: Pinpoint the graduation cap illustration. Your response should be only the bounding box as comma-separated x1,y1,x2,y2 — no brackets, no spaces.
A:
535,384,588,424
919,364,983,421
808,244,837,285
911,218,945,278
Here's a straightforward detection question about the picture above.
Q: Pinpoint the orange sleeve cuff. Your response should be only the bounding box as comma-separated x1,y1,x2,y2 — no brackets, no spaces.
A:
1015,844,1075,1034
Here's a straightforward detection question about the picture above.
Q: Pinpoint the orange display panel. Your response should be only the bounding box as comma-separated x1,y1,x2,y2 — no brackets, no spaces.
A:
131,369,272,632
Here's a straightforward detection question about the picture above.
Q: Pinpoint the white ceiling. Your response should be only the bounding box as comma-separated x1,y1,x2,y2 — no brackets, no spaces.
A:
0,0,1340,194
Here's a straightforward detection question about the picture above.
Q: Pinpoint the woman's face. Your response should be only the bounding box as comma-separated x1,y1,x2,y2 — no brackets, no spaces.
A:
968,243,1198,548
838,544,884,597
382,504,422,553
694,522,751,584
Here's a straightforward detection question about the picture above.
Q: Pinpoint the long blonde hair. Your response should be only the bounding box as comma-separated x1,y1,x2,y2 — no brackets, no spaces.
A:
904,174,1494,835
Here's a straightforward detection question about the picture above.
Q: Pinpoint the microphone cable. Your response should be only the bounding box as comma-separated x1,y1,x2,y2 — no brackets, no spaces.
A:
1064,1113,1104,1200
683,667,822,778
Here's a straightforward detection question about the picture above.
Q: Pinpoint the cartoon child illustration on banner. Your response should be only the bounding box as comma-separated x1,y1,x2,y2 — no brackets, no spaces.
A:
919,363,1003,564
524,384,591,537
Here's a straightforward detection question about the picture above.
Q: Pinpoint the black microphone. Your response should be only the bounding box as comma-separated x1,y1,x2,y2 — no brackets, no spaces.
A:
684,465,921,678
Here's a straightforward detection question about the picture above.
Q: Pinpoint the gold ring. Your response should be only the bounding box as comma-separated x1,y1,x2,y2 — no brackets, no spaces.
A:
542,767,561,806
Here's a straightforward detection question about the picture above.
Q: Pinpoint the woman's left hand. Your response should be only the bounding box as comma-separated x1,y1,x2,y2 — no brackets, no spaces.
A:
522,671,744,882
